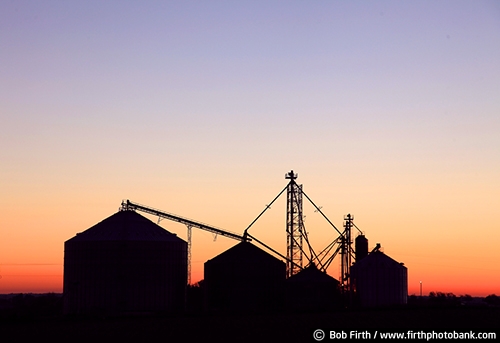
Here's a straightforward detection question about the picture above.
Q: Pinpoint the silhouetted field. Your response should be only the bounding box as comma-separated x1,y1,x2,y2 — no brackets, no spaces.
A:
1,305,499,342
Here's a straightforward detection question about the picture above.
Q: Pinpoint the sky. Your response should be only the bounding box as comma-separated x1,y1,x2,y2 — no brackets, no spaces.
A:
1,0,499,296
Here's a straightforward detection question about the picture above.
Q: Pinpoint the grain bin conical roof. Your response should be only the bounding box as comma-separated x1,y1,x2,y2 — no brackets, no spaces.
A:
351,250,406,270
66,210,184,242
286,263,339,284
206,241,282,264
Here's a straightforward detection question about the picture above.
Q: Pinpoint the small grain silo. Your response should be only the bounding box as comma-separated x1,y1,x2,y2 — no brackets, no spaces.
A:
204,241,286,312
350,249,407,307
63,210,187,315
285,263,340,312
355,234,369,262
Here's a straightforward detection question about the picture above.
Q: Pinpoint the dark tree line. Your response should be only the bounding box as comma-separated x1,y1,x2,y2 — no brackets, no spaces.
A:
408,292,499,307
0,293,63,319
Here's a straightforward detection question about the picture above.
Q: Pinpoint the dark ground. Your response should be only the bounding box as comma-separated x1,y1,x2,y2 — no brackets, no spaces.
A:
1,306,499,342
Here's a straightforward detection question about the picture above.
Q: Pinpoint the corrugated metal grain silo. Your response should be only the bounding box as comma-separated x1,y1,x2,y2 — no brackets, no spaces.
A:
204,241,286,312
285,263,340,312
63,210,187,315
350,250,407,307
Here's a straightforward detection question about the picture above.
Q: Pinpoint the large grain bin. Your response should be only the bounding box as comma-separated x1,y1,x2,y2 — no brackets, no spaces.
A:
63,210,187,315
285,263,340,312
204,241,286,312
350,250,407,307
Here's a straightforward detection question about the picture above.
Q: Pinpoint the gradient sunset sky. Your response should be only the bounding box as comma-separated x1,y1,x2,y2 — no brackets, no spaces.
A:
1,1,499,296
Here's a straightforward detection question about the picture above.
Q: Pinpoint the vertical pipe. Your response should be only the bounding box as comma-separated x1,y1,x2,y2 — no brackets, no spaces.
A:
187,225,192,285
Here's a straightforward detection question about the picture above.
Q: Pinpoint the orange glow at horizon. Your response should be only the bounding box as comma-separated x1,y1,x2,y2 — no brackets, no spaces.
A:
1,259,498,297
2,222,499,298
0,265,63,294
1,172,499,297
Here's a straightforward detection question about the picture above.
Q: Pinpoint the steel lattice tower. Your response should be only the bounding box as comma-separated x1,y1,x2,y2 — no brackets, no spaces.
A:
285,170,304,278
341,213,354,292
